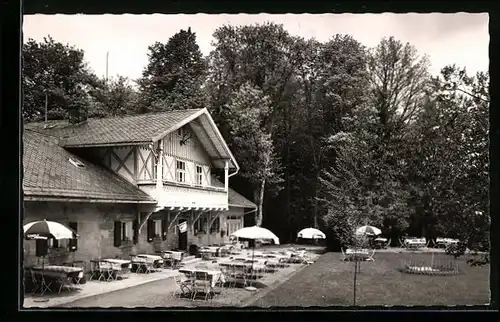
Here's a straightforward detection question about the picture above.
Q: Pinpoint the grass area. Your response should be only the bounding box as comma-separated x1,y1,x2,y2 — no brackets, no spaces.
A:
250,252,490,307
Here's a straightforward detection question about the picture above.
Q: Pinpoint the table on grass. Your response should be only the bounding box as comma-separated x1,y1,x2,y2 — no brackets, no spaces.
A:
435,238,459,248
343,248,375,261
404,238,427,249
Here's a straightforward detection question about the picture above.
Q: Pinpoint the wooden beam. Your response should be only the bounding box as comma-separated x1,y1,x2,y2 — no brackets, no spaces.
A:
168,211,182,230
138,211,153,233
191,210,207,228
156,139,163,188
209,211,222,227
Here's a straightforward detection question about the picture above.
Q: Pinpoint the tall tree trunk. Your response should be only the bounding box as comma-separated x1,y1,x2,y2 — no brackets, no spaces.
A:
313,170,319,229
254,179,266,226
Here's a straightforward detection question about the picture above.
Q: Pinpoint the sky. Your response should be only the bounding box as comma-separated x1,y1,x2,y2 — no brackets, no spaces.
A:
23,13,489,82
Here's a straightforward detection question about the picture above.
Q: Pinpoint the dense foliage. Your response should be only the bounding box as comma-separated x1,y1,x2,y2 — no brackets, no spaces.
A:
22,27,489,253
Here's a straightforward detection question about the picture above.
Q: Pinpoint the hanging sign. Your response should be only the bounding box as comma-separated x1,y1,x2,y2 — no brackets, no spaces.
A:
178,222,188,233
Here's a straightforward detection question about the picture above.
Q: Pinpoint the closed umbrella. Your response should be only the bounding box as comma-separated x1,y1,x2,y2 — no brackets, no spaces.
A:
230,226,279,289
355,225,382,236
297,228,326,239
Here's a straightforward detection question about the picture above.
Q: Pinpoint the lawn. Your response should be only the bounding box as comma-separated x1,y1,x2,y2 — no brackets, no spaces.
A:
250,251,490,307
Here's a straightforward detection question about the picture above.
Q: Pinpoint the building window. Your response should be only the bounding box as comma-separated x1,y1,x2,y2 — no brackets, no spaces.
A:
210,216,220,234
195,165,203,185
154,220,162,238
176,160,186,183
121,221,133,241
195,216,207,234
177,127,184,137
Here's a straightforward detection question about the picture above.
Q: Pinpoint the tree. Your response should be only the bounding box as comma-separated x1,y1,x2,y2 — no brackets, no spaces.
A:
23,36,102,123
409,65,489,249
367,36,431,141
227,83,282,226
89,76,139,117
137,28,207,112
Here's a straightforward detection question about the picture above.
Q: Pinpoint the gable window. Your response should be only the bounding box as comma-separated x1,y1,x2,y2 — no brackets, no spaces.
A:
176,160,186,183
195,165,203,185
177,127,184,137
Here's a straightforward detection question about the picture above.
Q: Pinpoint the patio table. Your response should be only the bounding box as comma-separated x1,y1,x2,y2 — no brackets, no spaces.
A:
436,238,459,247
134,254,164,267
404,238,427,248
102,259,131,270
179,267,225,288
32,265,83,279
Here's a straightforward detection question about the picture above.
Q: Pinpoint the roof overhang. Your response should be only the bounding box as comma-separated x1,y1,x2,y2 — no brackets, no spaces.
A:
152,108,239,170
23,195,158,204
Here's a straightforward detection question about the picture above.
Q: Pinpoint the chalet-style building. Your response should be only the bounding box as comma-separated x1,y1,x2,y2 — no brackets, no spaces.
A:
23,108,256,266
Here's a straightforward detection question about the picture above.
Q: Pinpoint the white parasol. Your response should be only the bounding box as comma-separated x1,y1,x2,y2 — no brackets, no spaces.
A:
297,228,326,239
355,225,382,236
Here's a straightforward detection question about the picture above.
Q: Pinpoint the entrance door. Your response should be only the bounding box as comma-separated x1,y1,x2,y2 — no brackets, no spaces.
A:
178,219,188,251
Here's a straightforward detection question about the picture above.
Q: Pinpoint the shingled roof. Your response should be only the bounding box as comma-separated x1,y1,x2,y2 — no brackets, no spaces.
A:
25,109,204,147
23,129,157,203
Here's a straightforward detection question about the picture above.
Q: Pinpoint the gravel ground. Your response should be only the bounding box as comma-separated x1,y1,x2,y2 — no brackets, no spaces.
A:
250,252,490,307
57,258,313,308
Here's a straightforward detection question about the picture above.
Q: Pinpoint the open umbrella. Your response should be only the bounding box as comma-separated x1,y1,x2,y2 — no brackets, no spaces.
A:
355,225,382,236
24,220,78,240
230,226,280,245
297,228,326,239
230,226,279,289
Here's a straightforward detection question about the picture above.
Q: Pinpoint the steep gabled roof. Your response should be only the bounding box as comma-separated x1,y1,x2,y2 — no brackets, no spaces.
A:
25,108,239,170
25,109,203,147
23,129,157,203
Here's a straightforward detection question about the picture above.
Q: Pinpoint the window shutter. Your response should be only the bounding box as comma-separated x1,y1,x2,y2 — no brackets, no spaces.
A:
68,222,78,252
161,219,167,241
114,221,122,247
133,220,139,244
147,219,154,242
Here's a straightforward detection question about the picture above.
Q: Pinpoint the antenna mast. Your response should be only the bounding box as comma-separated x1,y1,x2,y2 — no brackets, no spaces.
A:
105,51,109,84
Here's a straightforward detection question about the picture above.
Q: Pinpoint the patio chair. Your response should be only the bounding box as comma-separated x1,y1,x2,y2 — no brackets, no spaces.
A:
192,271,213,301
219,266,234,289
173,273,193,298
341,248,347,261
98,261,114,282
37,271,53,295
399,238,408,248
71,260,86,286
28,269,40,294
384,239,391,249
367,249,376,262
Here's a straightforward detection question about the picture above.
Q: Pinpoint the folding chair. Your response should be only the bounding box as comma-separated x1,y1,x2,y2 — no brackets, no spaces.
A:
192,271,213,301
385,239,391,249
71,261,86,286
173,273,193,298
341,248,347,261
143,259,155,274
367,249,376,262
38,271,53,295
98,261,114,282
28,269,40,294
399,238,408,249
